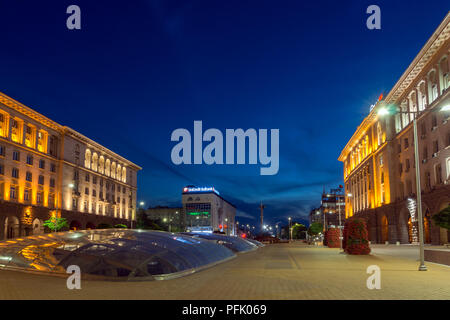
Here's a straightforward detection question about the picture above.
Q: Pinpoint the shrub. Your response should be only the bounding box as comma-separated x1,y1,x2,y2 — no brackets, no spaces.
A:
326,228,340,248
432,206,450,230
97,223,113,229
344,218,370,255
114,224,127,229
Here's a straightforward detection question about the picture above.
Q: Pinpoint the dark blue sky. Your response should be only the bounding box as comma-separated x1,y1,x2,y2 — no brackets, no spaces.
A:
0,1,448,227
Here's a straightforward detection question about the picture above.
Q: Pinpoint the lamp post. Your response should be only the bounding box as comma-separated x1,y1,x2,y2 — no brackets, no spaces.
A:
288,217,292,242
375,105,450,271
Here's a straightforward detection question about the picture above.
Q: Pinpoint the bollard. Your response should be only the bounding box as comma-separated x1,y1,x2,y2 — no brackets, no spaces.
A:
396,241,400,246
385,241,389,245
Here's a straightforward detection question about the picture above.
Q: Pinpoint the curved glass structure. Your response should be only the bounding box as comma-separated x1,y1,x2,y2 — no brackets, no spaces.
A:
0,229,236,281
181,233,258,253
245,238,265,247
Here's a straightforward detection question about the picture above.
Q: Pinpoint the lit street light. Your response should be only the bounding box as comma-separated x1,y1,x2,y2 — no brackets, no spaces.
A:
288,217,292,242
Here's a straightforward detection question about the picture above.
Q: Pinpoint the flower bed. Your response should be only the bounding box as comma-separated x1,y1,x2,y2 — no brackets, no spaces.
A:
344,218,371,255
326,228,340,248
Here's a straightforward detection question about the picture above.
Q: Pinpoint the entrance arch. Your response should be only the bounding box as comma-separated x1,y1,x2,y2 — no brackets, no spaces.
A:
70,220,82,231
381,215,389,243
86,222,96,230
424,209,431,244
32,218,44,235
5,216,20,239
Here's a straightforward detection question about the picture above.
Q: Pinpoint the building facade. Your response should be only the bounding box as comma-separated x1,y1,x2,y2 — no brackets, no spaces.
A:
339,13,450,245
182,186,236,235
308,188,345,230
0,92,141,239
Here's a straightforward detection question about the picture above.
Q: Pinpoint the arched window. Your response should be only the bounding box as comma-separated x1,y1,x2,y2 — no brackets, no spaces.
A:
440,56,449,91
105,159,110,176
428,69,438,102
116,164,121,181
377,122,382,146
85,149,91,169
408,91,417,122
92,152,98,172
111,162,116,179
122,167,126,183
418,81,427,111
99,156,105,174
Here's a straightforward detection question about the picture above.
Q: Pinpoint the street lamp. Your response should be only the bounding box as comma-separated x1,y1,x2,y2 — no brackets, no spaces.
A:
288,217,292,242
376,104,450,271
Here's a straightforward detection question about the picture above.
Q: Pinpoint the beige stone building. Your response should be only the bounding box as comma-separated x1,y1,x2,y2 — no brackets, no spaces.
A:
339,13,450,245
0,92,141,239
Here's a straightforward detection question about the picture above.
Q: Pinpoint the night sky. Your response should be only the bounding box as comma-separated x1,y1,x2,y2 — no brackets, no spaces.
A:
0,1,448,227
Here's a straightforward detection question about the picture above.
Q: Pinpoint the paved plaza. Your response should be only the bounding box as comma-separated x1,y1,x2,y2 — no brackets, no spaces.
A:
0,243,448,300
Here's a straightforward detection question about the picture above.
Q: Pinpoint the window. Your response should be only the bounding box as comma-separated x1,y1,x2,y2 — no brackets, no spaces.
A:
84,201,88,212
38,175,44,185
435,164,443,184
423,146,428,161
85,187,89,195
50,163,56,172
377,123,382,146
122,187,126,194
432,114,437,129
37,192,42,204
0,164,3,175
425,171,431,190
24,189,30,202
12,168,19,178
26,171,32,182
10,186,17,199
13,151,20,161
404,138,409,149
379,155,383,166
50,178,55,188
85,173,90,182
73,170,79,180
0,145,5,156
92,176,97,184
405,159,410,172
49,194,55,208
39,159,45,169
433,140,439,154
72,197,78,210
92,189,96,197
26,155,33,165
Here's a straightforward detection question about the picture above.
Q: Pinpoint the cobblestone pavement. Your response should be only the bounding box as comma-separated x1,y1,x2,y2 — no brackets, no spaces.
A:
0,243,448,300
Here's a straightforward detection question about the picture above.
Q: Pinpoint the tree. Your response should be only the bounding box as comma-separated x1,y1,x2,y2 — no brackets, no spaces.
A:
292,223,307,239
136,208,164,231
43,216,68,232
432,206,450,230
307,222,323,236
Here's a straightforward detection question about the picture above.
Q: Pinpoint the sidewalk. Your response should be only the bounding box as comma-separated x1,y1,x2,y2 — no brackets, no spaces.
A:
0,243,448,299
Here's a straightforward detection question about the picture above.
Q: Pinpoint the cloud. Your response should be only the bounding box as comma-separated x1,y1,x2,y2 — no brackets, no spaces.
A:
236,210,256,220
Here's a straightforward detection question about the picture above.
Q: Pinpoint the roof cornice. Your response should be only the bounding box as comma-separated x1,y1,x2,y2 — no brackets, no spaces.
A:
0,92,64,132
385,12,450,104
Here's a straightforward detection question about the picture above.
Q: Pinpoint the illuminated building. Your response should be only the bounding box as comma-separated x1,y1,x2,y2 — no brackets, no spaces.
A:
339,13,450,244
309,188,345,229
0,92,141,239
182,186,236,235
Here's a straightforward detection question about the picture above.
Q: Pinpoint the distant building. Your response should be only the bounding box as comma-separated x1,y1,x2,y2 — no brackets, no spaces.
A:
182,186,236,235
145,206,183,231
309,188,345,230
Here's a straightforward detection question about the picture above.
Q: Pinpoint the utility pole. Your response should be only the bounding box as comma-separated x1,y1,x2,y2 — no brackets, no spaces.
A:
259,202,265,233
